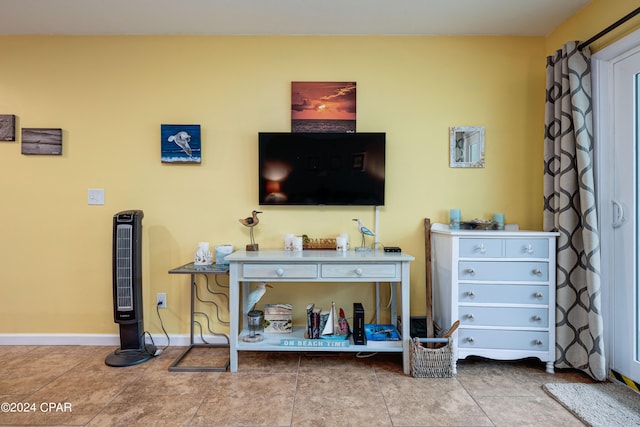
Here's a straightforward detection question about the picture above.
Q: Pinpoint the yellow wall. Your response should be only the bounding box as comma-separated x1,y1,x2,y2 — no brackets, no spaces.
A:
547,0,640,54
0,35,546,336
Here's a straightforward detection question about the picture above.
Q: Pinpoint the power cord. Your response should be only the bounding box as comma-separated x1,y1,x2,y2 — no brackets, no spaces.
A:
143,331,158,355
373,241,387,250
153,300,171,355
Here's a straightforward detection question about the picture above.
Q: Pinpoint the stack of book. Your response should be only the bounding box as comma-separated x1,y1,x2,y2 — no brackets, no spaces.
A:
305,302,349,339
306,303,322,339
280,302,357,348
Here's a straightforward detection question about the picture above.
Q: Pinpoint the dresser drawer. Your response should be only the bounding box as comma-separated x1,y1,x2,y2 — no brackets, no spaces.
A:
505,239,549,258
458,261,549,281
458,329,549,351
458,306,549,328
459,238,503,258
242,263,318,279
459,284,549,304
321,263,398,279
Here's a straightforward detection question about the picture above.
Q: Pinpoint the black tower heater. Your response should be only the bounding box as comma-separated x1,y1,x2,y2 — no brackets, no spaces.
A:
105,210,156,367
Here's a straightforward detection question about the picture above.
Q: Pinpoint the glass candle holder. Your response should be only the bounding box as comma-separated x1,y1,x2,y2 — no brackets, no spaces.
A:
493,213,505,230
450,209,461,230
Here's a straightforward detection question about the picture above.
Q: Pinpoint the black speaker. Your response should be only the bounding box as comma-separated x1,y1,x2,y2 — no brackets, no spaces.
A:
353,303,366,345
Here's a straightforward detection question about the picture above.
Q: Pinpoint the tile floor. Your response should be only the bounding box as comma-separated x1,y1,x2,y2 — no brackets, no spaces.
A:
0,345,595,426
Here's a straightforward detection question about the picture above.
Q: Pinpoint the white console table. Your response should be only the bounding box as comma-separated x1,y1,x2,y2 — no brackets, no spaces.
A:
226,249,415,374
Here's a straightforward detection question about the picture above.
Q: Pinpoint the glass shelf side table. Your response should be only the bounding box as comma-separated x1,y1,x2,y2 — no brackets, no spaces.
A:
168,262,231,371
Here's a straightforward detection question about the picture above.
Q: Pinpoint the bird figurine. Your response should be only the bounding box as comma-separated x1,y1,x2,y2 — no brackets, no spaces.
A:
239,210,262,250
353,218,375,250
244,282,273,314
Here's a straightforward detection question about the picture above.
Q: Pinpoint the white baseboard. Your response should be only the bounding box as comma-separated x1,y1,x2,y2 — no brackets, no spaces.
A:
0,334,229,346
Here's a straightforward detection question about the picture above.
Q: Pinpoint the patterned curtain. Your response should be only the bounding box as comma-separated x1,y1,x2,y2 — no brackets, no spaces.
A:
544,41,606,381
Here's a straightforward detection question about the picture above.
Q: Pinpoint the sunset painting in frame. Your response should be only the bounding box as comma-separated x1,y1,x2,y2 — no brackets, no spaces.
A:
291,82,356,133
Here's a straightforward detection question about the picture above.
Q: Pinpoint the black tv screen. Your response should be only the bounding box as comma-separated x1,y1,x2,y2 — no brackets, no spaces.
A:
259,132,385,206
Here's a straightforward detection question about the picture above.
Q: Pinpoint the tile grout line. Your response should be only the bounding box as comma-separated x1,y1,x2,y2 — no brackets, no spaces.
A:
454,375,497,427
288,354,302,427
372,365,396,426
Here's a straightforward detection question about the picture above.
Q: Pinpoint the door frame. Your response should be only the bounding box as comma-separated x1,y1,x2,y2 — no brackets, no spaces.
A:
593,29,640,370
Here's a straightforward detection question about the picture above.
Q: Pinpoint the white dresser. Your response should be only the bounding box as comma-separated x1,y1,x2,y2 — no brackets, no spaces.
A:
431,223,559,374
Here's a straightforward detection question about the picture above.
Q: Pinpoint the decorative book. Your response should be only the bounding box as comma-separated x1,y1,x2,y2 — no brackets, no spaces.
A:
264,304,292,333
364,324,401,343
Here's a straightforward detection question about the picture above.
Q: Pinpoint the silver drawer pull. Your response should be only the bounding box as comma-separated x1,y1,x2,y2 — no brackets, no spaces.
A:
465,268,475,276
275,268,285,276
467,337,474,343
466,313,474,320
534,292,543,299
532,315,542,321
476,244,486,254
467,291,475,298
525,244,534,254
354,268,363,276
534,339,543,346
532,269,543,276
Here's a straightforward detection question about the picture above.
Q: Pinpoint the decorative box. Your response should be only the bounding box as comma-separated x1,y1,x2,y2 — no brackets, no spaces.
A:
264,304,293,333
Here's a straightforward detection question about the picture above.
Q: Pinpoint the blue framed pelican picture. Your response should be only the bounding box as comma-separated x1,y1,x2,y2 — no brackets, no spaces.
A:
161,124,201,163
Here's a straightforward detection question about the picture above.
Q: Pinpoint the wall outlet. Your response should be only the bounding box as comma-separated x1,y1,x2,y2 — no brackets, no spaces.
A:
156,293,167,308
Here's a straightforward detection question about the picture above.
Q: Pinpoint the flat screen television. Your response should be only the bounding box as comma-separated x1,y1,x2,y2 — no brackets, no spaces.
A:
258,132,385,206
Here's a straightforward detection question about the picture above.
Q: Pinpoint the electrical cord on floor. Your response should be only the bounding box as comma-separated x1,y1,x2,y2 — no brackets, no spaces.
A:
356,352,378,358
144,331,158,355
112,331,158,358
153,301,171,355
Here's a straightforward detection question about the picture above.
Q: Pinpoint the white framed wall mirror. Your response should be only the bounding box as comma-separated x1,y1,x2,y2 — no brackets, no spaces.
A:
450,126,485,168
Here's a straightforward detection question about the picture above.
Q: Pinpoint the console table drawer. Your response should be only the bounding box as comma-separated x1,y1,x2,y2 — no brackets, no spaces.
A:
459,307,549,328
321,263,397,279
458,261,549,281
242,264,318,279
459,284,549,304
458,329,549,351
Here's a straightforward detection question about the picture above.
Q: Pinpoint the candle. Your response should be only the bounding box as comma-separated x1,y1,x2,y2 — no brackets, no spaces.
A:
293,236,303,251
284,233,295,251
339,233,350,250
493,213,505,230
450,209,461,229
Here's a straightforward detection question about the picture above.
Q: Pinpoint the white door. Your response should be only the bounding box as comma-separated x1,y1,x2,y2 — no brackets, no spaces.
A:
595,30,640,383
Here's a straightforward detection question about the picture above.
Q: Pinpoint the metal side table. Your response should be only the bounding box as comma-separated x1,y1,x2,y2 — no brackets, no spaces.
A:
168,262,230,371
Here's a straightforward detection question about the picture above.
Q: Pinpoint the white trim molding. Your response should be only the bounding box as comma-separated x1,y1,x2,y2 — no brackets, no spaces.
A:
0,334,228,346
